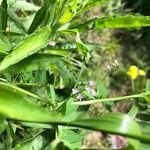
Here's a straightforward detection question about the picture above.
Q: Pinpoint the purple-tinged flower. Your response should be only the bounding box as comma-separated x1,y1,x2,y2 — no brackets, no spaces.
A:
108,135,128,149
86,87,97,97
85,87,92,93
77,93,84,101
89,80,96,87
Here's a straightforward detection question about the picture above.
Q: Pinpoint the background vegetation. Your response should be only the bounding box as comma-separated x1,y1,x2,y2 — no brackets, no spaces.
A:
0,0,150,149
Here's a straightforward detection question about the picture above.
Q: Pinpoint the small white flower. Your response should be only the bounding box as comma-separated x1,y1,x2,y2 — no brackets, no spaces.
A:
114,59,119,66
112,59,119,67
106,64,112,70
112,63,117,67
77,94,84,101
72,88,79,94
86,87,97,97
48,41,56,46
89,80,96,87
91,89,97,97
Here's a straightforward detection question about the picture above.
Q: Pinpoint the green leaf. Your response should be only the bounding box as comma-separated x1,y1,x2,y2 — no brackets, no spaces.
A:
0,81,47,102
0,115,5,134
128,104,138,119
59,129,81,149
54,41,104,51
76,32,89,60
53,0,69,25
58,7,73,25
0,36,11,54
16,135,46,150
70,113,141,137
45,139,71,150
0,85,149,145
138,121,150,135
0,0,7,31
50,84,56,102
44,49,70,57
97,80,108,98
19,122,52,129
0,26,51,72
2,54,76,90
63,113,150,144
27,7,46,34
146,79,150,92
0,81,63,122
35,69,47,85
8,10,26,33
27,0,52,34
139,143,150,150
47,2,57,26
71,15,150,31
60,98,79,121
124,138,139,150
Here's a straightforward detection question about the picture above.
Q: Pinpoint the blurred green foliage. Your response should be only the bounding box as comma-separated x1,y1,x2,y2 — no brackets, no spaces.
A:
0,0,150,149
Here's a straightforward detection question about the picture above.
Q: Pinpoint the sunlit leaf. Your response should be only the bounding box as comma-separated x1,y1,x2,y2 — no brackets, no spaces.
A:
0,82,63,122
0,26,51,71
71,15,150,31
0,85,149,146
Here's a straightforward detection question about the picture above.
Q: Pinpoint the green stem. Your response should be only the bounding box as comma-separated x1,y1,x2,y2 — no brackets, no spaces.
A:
129,79,139,118
54,125,59,140
0,81,54,107
73,91,150,105
131,79,135,93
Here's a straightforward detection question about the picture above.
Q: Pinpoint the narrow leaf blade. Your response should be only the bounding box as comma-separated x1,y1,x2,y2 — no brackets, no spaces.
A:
0,0,7,31
71,15,150,31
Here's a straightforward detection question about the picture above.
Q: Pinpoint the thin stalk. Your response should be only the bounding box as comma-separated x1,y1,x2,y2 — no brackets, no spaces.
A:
131,79,135,93
0,81,54,107
72,91,150,105
128,79,138,118
54,125,59,140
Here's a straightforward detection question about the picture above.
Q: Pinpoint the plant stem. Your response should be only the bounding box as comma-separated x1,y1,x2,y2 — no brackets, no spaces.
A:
131,79,135,93
72,91,150,105
54,125,59,140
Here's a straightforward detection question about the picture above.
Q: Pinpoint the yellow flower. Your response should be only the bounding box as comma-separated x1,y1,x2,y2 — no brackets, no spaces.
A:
127,65,146,79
